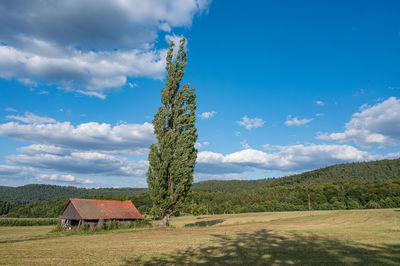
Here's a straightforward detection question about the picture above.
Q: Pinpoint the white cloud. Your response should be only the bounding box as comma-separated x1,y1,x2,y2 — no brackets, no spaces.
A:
6,150,148,177
0,1,211,97
315,100,324,106
0,120,154,154
128,82,137,88
194,172,246,182
240,139,251,149
237,116,265,130
199,111,216,119
37,174,93,184
0,44,167,99
17,144,68,155
0,115,155,184
7,112,56,124
285,115,313,126
0,164,97,185
195,141,210,149
0,165,35,179
316,113,324,117
5,107,17,112
317,97,400,147
195,143,389,178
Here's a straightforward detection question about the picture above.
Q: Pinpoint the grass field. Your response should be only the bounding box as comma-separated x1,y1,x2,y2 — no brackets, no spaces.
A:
1,209,399,265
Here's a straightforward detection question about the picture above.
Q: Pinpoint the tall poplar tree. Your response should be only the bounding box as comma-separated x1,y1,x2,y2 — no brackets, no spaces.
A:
147,38,197,227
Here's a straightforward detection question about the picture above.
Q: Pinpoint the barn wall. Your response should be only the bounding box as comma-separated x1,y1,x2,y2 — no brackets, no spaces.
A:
59,201,81,220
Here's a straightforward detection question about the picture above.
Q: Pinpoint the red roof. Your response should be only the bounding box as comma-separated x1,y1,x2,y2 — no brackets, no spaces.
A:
68,198,143,220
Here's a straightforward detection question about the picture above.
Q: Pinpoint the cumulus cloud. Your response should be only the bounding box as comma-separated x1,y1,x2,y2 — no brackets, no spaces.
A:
315,100,324,106
237,116,265,130
317,97,400,147
7,112,56,124
199,111,216,119
0,0,212,97
0,165,35,179
0,114,155,185
6,150,148,177
0,44,166,99
17,144,69,155
195,144,388,178
37,174,93,184
285,115,313,126
0,164,97,186
0,120,154,154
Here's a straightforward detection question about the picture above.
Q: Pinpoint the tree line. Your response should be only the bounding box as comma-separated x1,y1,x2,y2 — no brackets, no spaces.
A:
2,180,400,218
1,158,399,204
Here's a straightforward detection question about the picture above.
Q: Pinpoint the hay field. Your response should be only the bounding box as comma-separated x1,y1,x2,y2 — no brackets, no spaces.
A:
1,209,400,265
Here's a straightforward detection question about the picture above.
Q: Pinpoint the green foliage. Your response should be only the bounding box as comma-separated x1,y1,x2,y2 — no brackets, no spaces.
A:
105,220,121,230
0,200,16,215
4,200,68,218
2,158,400,219
1,158,399,205
0,184,146,203
0,218,58,226
180,180,400,214
365,201,381,209
193,158,400,192
147,38,197,224
52,221,63,232
57,219,152,233
3,180,400,219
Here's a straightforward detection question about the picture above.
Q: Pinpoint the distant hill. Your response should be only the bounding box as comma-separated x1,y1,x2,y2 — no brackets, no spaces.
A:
194,158,400,192
0,184,146,203
1,158,399,202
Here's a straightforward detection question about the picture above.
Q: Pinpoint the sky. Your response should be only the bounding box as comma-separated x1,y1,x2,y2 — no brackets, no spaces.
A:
0,0,399,188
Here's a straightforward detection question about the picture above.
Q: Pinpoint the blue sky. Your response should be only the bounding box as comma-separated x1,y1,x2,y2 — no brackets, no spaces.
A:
0,0,399,187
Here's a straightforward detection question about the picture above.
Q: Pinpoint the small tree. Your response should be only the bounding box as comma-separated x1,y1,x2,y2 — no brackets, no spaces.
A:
147,38,198,227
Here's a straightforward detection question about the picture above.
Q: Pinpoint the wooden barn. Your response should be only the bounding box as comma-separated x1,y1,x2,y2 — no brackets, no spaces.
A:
59,198,143,230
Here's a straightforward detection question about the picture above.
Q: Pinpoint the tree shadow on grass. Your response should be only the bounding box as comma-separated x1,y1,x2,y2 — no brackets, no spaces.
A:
184,219,225,228
124,229,400,265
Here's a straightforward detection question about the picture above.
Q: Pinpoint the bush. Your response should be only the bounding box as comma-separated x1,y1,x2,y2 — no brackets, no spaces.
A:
105,220,121,230
56,219,153,233
0,218,58,226
128,219,152,228
365,201,381,209
332,201,346,210
379,197,397,208
346,198,362,209
51,221,63,232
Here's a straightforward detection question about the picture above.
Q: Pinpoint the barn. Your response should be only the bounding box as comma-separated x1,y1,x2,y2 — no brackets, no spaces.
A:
59,198,143,230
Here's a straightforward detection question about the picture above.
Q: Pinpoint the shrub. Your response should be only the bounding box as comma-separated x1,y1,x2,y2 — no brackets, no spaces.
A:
346,198,362,209
128,219,152,228
0,218,58,226
70,219,152,232
365,201,381,209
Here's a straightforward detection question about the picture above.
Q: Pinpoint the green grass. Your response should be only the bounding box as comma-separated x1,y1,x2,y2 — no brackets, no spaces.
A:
1,209,400,265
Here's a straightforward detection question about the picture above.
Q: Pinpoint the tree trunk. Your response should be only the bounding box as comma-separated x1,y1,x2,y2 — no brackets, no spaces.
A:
160,213,171,227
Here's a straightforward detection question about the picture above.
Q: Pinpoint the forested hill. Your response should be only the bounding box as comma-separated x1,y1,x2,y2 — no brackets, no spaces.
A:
195,158,400,191
1,158,399,202
0,184,146,203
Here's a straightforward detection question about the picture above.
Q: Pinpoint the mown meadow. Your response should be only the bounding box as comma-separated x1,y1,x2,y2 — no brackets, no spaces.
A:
1,209,399,265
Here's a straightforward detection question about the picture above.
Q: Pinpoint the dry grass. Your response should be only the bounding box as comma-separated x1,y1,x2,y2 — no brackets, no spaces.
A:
1,209,400,265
